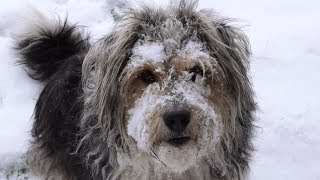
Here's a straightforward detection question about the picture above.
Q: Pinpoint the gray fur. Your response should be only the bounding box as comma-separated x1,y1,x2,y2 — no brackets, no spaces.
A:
79,0,255,179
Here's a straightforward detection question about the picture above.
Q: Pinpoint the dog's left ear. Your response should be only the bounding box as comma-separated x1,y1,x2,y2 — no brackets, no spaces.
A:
216,22,251,66
196,13,251,72
216,22,253,88
197,14,255,113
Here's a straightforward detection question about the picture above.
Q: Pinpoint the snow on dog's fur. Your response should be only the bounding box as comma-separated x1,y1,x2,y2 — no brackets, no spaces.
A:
15,0,256,179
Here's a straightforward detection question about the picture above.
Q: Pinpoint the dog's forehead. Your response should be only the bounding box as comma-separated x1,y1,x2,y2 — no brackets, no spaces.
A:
123,17,214,70
127,39,210,70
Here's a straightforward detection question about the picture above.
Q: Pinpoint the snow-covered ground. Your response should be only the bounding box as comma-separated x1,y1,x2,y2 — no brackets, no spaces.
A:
0,0,319,179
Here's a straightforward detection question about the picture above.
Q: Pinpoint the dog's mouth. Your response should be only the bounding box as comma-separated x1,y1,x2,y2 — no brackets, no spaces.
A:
167,136,191,146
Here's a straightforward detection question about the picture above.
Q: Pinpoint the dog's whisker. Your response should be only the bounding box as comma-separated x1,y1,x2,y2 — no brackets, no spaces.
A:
148,148,158,160
149,147,167,167
149,147,159,160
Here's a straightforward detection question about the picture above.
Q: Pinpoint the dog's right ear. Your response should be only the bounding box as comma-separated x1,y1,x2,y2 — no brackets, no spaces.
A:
14,11,90,82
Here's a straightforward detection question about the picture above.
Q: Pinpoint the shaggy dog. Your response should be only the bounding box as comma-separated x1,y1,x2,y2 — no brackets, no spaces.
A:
16,1,256,179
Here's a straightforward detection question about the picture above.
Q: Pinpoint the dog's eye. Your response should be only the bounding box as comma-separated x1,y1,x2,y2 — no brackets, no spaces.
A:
189,66,203,82
140,70,156,84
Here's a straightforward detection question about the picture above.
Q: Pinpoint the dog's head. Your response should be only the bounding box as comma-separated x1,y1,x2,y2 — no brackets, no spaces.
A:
80,0,255,177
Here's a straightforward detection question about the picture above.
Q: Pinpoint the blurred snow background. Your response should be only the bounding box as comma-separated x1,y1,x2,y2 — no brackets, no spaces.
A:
0,0,319,179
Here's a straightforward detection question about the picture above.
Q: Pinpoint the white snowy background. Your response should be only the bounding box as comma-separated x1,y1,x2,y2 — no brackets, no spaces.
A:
0,0,319,179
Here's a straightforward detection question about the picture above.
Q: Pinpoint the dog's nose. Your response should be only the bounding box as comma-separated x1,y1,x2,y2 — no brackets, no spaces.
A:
163,110,190,134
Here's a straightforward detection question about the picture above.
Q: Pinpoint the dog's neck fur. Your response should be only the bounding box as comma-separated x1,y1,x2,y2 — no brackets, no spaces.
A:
114,148,240,180
116,152,212,180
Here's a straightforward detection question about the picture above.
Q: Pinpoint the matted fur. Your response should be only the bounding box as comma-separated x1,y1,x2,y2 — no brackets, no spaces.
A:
16,1,256,180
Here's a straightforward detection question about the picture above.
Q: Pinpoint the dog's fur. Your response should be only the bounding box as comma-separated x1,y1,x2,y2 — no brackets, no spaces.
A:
15,1,256,179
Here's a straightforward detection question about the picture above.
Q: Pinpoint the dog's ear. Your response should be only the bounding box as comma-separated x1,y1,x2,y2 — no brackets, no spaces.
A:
197,13,255,122
196,14,251,74
215,22,254,105
196,15,256,176
197,18,251,86
216,23,251,65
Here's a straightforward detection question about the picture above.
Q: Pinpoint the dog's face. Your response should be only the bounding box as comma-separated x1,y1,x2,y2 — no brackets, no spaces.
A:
120,39,229,172
81,3,255,177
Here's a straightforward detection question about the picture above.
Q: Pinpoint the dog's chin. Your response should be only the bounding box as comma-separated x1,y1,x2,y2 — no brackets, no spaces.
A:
157,139,198,173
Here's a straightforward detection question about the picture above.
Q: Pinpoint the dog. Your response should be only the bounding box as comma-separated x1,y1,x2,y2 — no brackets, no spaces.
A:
15,0,256,179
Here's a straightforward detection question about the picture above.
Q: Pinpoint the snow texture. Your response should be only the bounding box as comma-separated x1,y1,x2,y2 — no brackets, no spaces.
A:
127,64,220,171
0,0,320,179
127,40,218,153
128,41,166,69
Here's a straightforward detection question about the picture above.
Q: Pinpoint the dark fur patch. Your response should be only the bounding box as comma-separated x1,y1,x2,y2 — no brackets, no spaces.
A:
16,20,93,179
32,54,91,179
15,20,90,81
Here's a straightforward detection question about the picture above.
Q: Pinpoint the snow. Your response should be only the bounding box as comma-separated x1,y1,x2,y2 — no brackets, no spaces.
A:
127,83,161,150
1,0,320,179
181,41,210,60
128,42,166,69
133,43,165,63
0,154,30,180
